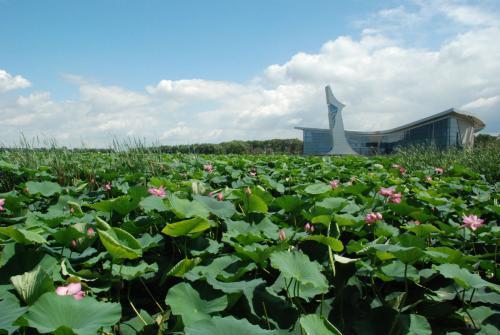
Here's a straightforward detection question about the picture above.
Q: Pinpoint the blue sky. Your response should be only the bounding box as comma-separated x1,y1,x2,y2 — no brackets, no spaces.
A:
0,0,499,146
1,1,381,96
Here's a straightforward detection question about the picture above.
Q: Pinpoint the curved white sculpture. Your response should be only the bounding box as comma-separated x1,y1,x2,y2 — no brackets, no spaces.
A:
325,86,358,155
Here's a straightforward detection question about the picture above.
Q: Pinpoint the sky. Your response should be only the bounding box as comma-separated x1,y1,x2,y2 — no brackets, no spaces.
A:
0,0,499,147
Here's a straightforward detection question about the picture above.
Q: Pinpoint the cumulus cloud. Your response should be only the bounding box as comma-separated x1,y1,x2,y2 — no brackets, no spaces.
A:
0,1,499,147
0,69,31,93
462,95,500,110
263,27,500,132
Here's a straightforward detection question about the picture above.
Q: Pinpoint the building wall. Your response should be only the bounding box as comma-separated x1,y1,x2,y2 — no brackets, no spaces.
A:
302,129,332,155
297,86,483,156
344,116,474,155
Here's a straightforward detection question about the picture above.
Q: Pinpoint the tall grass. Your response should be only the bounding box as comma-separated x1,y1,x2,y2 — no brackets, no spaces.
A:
394,141,500,182
2,137,498,189
0,137,173,189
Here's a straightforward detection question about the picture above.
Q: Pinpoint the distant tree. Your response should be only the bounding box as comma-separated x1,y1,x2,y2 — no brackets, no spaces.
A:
158,138,303,155
475,134,498,147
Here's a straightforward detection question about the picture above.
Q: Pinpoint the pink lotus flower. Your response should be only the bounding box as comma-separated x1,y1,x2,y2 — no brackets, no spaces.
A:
0,198,5,211
379,187,394,197
330,180,340,189
87,227,95,237
104,182,112,191
413,220,421,225
216,193,224,201
389,192,402,204
304,223,315,232
435,167,444,174
148,186,166,198
365,212,383,225
461,214,484,231
278,229,286,241
56,282,85,300
399,167,406,174
425,176,432,182
204,164,213,173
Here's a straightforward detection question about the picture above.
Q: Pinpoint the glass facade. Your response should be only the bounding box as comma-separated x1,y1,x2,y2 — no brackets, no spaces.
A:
303,129,332,155
344,116,471,155
328,104,338,129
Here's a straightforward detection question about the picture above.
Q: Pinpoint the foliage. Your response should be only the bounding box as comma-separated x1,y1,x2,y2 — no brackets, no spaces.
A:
158,138,303,155
0,150,499,334
394,142,499,182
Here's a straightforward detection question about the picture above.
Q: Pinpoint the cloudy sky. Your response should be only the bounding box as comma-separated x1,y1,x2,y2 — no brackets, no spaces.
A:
1,0,499,147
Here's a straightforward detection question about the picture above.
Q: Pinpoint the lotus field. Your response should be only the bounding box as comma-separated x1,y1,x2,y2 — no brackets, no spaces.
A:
0,152,498,334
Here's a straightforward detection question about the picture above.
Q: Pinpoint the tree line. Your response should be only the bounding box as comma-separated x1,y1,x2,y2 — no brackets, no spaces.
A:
158,139,303,154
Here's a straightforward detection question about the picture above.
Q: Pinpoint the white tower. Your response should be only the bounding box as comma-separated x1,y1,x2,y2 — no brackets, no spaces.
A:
325,86,358,155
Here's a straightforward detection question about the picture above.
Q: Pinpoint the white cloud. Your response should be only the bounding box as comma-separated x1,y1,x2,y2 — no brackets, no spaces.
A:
1,1,499,147
439,2,499,27
462,95,500,110
146,79,246,100
0,69,31,93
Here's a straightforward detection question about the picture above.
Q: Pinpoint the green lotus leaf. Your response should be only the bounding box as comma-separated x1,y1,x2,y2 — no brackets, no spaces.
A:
334,213,359,226
24,292,121,335
371,244,424,264
167,194,210,218
398,314,432,335
26,181,62,197
184,255,241,281
52,226,86,246
0,227,47,245
98,228,142,260
166,257,202,278
316,197,348,211
206,277,265,316
193,195,237,218
301,234,344,252
246,194,268,213
103,260,158,280
434,264,500,292
162,217,211,237
311,215,331,228
270,250,328,291
300,314,342,335
374,221,400,238
0,292,28,334
273,195,304,212
120,309,155,335
343,182,369,195
89,195,139,216
185,316,273,335
403,224,442,237
270,273,325,302
260,175,285,193
139,195,169,213
10,266,54,305
425,247,465,265
165,282,227,326
304,183,331,195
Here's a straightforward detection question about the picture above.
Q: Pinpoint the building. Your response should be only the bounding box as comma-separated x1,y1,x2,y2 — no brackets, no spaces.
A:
296,86,485,155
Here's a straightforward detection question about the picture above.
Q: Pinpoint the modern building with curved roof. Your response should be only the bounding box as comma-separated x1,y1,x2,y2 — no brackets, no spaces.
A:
296,86,485,155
